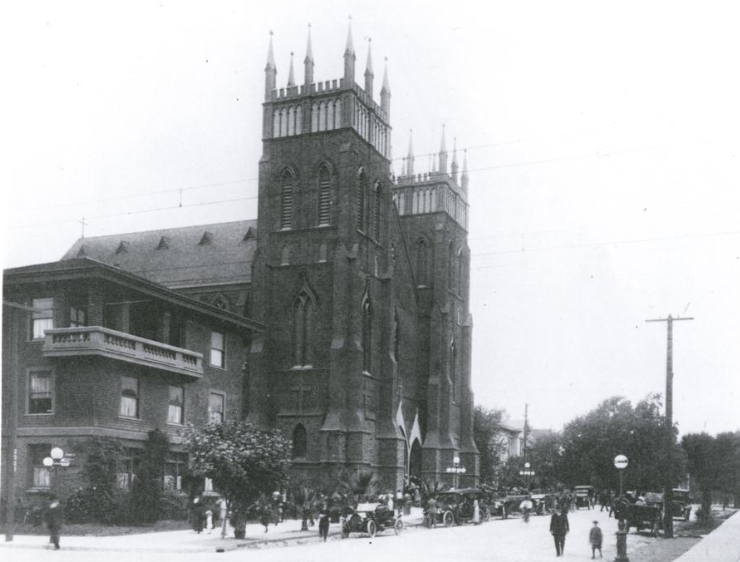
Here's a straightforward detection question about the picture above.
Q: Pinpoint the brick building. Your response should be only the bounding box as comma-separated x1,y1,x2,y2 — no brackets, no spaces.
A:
1,24,478,501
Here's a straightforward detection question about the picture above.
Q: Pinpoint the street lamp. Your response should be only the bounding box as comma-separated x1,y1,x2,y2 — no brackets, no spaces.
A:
614,454,628,496
519,461,535,491
446,455,466,489
43,447,70,494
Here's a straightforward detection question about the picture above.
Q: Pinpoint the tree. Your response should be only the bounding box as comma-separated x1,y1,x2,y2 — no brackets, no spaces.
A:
181,419,291,539
682,432,717,521
473,406,508,485
130,429,170,524
527,431,564,490
559,394,684,492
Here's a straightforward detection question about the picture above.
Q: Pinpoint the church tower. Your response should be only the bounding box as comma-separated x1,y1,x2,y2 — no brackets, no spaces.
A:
249,23,477,490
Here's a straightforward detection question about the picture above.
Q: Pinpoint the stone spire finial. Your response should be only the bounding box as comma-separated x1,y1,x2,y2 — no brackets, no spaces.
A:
287,52,295,87
264,30,277,101
364,37,374,97
439,124,448,174
451,137,459,183
304,24,315,87
461,149,469,191
407,129,415,177
380,56,391,114
344,16,356,87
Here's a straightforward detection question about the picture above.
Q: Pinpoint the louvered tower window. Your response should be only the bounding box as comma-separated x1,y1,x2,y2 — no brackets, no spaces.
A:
373,181,381,240
318,166,331,226
281,170,294,229
357,169,367,231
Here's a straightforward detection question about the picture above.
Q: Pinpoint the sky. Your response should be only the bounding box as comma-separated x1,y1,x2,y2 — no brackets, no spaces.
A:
2,1,739,437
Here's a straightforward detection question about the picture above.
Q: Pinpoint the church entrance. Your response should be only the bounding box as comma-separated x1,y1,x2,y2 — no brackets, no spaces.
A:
409,439,422,479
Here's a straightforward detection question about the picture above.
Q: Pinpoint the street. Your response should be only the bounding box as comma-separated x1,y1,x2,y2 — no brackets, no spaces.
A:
1,507,663,562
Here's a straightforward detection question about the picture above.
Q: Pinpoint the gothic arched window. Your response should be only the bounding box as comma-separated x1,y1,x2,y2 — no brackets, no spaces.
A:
457,248,464,295
416,238,429,286
448,242,455,290
373,181,381,240
280,170,294,229
393,310,400,361
362,293,372,373
318,165,332,226
292,424,307,458
449,340,457,403
294,290,315,366
357,169,367,232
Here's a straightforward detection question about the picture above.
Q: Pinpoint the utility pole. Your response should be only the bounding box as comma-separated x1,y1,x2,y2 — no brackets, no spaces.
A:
646,314,693,539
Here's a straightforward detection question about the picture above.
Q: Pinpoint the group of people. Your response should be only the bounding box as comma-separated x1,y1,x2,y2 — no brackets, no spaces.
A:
548,506,603,558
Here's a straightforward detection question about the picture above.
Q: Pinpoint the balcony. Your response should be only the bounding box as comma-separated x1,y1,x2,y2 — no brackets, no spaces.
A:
43,327,203,380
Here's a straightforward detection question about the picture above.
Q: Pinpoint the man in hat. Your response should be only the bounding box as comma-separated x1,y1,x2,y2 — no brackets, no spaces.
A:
45,494,63,550
549,505,570,556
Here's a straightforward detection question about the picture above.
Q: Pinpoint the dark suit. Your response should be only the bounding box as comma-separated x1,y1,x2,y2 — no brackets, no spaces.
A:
550,511,570,556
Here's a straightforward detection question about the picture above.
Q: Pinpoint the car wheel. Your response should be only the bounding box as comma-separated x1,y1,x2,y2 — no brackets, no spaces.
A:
366,520,377,538
394,519,404,535
443,510,454,527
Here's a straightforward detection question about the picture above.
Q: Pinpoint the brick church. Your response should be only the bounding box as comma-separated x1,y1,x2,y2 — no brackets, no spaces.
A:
2,23,478,499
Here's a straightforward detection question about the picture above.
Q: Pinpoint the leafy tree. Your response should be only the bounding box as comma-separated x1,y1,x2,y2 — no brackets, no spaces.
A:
559,394,684,493
682,432,717,521
473,406,508,485
130,429,170,524
181,419,291,539
333,468,378,502
527,431,564,490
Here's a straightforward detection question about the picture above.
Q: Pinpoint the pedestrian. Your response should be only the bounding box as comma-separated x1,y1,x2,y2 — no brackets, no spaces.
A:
191,496,205,533
549,506,570,557
318,509,330,542
45,494,63,550
426,495,439,528
260,504,271,533
205,507,214,533
589,520,603,559
472,498,481,524
404,492,412,516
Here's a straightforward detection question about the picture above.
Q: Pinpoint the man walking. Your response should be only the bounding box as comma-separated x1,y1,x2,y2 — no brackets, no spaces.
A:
550,506,570,557
46,494,63,550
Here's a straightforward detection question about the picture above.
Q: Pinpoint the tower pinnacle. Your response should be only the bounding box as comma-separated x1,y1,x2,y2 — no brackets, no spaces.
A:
451,137,459,183
364,38,374,97
287,52,295,87
344,16,356,86
461,149,469,191
304,23,314,86
380,56,391,115
407,129,415,177
264,31,277,101
439,124,448,175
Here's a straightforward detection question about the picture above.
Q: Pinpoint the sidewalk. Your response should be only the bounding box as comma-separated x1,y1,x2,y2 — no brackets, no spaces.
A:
673,510,740,562
0,508,426,553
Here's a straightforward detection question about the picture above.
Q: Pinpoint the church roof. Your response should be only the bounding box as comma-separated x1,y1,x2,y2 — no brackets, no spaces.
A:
60,220,258,289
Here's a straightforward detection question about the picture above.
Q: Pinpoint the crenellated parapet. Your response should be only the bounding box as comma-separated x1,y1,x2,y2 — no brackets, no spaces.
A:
392,172,469,230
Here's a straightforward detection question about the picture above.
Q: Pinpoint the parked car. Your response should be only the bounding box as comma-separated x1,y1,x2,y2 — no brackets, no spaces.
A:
341,503,403,538
670,489,692,521
435,488,490,525
531,493,554,515
627,492,663,537
574,485,594,509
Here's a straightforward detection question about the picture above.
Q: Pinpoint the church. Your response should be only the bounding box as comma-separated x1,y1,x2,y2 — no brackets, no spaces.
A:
1,23,478,498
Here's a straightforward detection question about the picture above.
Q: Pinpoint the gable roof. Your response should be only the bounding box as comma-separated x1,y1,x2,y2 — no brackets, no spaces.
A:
60,220,257,289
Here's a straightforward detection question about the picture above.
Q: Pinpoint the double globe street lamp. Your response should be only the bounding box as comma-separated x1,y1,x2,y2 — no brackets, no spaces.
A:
446,455,466,489
42,447,70,494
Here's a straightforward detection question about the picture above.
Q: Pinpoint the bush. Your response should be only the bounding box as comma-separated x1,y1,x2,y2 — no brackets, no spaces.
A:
159,491,189,521
65,487,121,524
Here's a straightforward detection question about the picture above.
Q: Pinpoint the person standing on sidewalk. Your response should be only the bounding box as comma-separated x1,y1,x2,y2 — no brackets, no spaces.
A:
45,494,63,550
318,505,330,542
550,506,570,557
589,520,603,559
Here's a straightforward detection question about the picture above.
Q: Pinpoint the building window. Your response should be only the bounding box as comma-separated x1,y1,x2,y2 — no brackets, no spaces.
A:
293,290,314,366
30,444,51,488
28,370,53,414
292,424,307,459
362,294,372,372
164,454,187,491
31,297,54,339
280,170,294,229
210,331,225,368
357,169,367,231
415,238,429,286
393,311,400,361
168,385,184,425
318,165,332,226
117,450,138,490
69,306,86,327
373,181,381,240
208,392,224,424
120,376,139,418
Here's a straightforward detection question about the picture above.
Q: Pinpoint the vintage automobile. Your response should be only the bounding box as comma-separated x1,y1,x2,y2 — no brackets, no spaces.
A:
626,492,663,537
341,502,403,538
670,489,692,521
531,493,554,515
436,488,492,525
574,485,595,509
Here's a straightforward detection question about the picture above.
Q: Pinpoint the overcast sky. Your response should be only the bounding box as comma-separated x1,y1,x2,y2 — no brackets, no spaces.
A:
3,1,739,437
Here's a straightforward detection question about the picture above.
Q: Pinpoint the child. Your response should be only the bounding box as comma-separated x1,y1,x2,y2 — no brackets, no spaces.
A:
589,520,603,559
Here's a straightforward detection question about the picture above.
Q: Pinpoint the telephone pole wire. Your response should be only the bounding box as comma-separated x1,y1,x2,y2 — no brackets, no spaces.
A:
645,314,693,539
